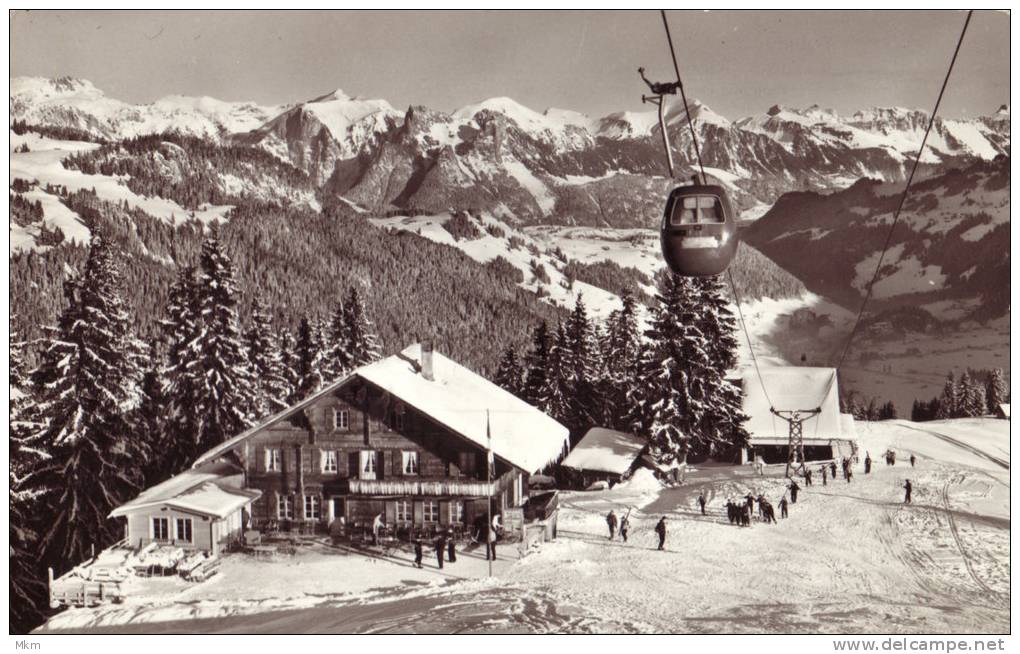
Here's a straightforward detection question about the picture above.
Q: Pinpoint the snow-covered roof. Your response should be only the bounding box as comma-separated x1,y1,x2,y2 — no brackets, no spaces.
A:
110,461,259,520
742,367,842,442
560,428,648,475
356,344,570,473
998,403,1010,418
193,344,570,474
840,413,858,440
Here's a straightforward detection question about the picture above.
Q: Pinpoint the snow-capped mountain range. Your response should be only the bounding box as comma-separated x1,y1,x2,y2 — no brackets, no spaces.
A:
10,76,1010,227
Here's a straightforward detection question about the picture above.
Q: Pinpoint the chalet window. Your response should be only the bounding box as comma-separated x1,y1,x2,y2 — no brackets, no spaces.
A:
321,450,338,473
265,448,282,472
396,500,413,524
359,450,377,480
401,451,419,475
423,500,439,524
152,517,170,541
449,500,464,525
277,495,294,520
304,495,321,520
459,451,478,476
334,409,350,430
175,518,193,544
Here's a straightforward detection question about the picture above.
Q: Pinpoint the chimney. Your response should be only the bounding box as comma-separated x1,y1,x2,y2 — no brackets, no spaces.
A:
421,341,435,381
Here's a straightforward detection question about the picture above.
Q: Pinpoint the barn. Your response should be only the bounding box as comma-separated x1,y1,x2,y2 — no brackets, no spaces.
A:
741,367,856,464
559,427,651,488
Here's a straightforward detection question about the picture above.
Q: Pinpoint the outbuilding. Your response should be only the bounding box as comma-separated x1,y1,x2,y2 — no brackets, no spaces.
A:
560,427,651,488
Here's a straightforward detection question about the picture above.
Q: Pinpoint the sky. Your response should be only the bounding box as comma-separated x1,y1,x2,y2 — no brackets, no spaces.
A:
9,10,1010,120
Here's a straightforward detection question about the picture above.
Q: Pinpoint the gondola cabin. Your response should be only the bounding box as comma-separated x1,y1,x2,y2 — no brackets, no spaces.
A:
660,182,739,277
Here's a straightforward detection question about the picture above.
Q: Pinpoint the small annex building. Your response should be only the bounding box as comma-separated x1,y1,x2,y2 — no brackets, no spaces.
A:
109,461,261,555
741,367,856,464
560,427,651,487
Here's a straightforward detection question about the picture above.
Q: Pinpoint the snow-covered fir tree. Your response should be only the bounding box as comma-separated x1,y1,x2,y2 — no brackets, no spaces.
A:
559,294,603,439
278,327,301,404
599,293,644,430
521,321,551,408
245,293,292,417
637,272,748,463
693,276,740,370
986,368,1008,413
958,371,986,417
21,234,145,567
935,372,958,419
295,316,327,399
543,322,572,424
190,230,259,453
324,298,352,381
341,286,382,368
135,341,172,484
162,266,204,472
494,346,525,397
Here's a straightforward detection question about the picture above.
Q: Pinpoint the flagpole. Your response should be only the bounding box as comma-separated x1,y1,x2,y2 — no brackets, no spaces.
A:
486,409,493,579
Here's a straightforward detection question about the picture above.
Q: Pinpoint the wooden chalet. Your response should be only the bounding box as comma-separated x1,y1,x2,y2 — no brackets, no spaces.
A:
182,342,570,541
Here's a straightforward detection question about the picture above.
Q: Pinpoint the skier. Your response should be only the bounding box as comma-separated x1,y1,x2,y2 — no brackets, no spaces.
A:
903,479,912,504
413,537,424,568
654,516,667,550
372,513,384,546
821,465,828,486
788,480,800,504
740,504,751,527
697,492,707,515
744,493,755,516
606,510,618,540
804,468,813,486
910,454,916,468
756,493,767,520
447,534,457,563
865,453,872,474
779,496,789,519
435,533,446,569
486,527,498,561
829,461,837,479
725,499,736,524
620,511,630,542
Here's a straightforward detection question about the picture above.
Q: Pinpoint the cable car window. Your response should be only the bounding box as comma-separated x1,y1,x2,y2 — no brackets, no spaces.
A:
698,197,723,223
670,195,723,226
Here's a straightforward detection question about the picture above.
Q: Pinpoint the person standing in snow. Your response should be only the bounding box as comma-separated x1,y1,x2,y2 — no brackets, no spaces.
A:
486,527,498,561
903,479,912,504
447,533,457,563
606,510,618,540
756,493,767,520
620,512,630,542
821,465,828,486
804,468,813,486
697,492,707,515
829,461,837,479
779,496,789,519
654,516,667,550
744,493,755,516
413,537,423,569
865,453,872,474
372,513,384,546
740,504,751,527
435,533,446,569
788,480,800,503
910,454,916,468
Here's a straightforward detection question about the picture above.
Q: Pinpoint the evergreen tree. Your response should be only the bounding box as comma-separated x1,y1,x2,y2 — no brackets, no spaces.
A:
494,346,524,397
959,371,986,417
190,231,258,453
278,326,301,404
521,321,551,408
21,234,145,568
341,286,382,369
600,294,644,430
543,322,572,423
935,372,957,419
986,368,1007,413
324,299,351,381
295,316,326,399
135,342,171,485
162,266,203,472
638,273,747,463
245,293,292,417
560,294,603,439
693,276,740,370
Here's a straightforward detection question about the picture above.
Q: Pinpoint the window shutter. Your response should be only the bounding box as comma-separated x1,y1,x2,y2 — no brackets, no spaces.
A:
439,500,450,527
413,501,424,526
378,450,387,480
318,449,325,474
385,501,396,525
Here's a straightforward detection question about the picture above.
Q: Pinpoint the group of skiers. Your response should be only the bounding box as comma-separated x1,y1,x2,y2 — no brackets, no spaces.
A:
725,492,787,526
605,509,632,542
413,531,458,569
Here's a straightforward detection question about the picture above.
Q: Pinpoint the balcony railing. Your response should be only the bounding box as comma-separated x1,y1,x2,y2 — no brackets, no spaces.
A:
345,478,495,497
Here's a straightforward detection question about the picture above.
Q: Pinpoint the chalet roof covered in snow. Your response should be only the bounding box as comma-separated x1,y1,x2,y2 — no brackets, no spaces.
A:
742,367,843,442
998,403,1010,419
192,344,570,474
356,344,570,473
110,461,260,520
560,428,648,475
840,413,858,440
